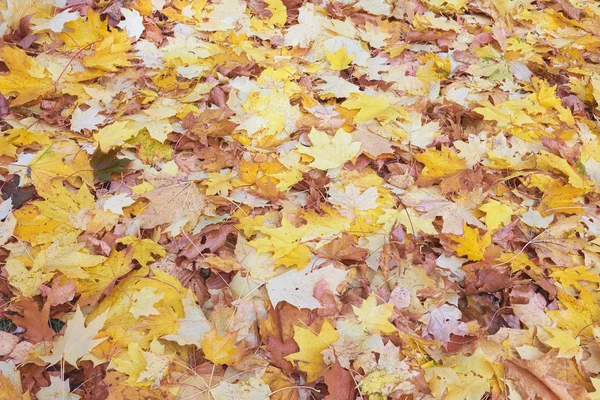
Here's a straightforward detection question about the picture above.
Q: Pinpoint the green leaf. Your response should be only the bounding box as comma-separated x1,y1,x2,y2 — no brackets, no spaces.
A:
90,148,131,181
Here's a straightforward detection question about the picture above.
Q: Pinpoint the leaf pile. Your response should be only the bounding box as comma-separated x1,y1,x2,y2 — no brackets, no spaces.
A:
1,0,600,399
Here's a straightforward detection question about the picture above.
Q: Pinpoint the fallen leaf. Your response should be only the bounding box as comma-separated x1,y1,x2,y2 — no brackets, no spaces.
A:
42,306,110,366
285,319,338,382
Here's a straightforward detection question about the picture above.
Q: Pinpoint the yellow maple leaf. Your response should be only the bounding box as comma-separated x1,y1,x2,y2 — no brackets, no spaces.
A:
249,217,311,269
302,206,350,241
0,46,55,106
425,348,497,400
265,0,287,26
202,328,240,365
129,287,164,319
9,144,94,197
111,339,171,387
60,10,111,48
548,288,600,335
116,236,166,267
473,101,534,128
531,78,575,125
13,182,93,246
539,327,582,359
326,47,355,71
353,295,397,335
76,250,134,299
296,128,361,170
448,224,491,261
4,257,53,298
94,121,140,152
550,265,600,291
479,200,513,231
536,151,592,190
342,93,408,123
414,146,466,179
110,342,147,385
204,171,236,196
285,319,338,382
83,34,133,72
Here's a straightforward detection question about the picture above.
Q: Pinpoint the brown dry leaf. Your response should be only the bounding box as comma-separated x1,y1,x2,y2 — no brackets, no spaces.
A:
531,216,585,267
324,360,355,400
0,332,19,356
9,298,54,344
351,128,394,158
106,371,175,400
262,366,299,400
137,183,211,230
505,351,590,400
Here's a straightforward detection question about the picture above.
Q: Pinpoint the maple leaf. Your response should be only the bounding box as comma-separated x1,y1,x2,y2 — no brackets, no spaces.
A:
447,224,491,261
42,306,110,366
414,146,467,179
118,8,145,40
4,257,53,298
425,348,498,400
9,298,55,344
539,327,582,359
342,93,408,123
422,304,469,342
103,193,136,215
326,47,355,71
37,376,80,400
71,103,106,132
8,145,94,199
201,329,241,365
164,291,211,347
352,295,396,335
111,339,171,387
94,121,140,152
0,46,55,106
116,236,166,267
296,129,361,170
400,112,440,149
266,263,347,309
479,200,513,230
249,217,312,269
285,319,338,382
129,287,164,319
137,183,211,233
536,151,592,190
90,148,132,181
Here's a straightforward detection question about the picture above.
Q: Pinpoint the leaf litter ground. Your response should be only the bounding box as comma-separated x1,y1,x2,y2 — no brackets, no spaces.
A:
1,0,600,399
